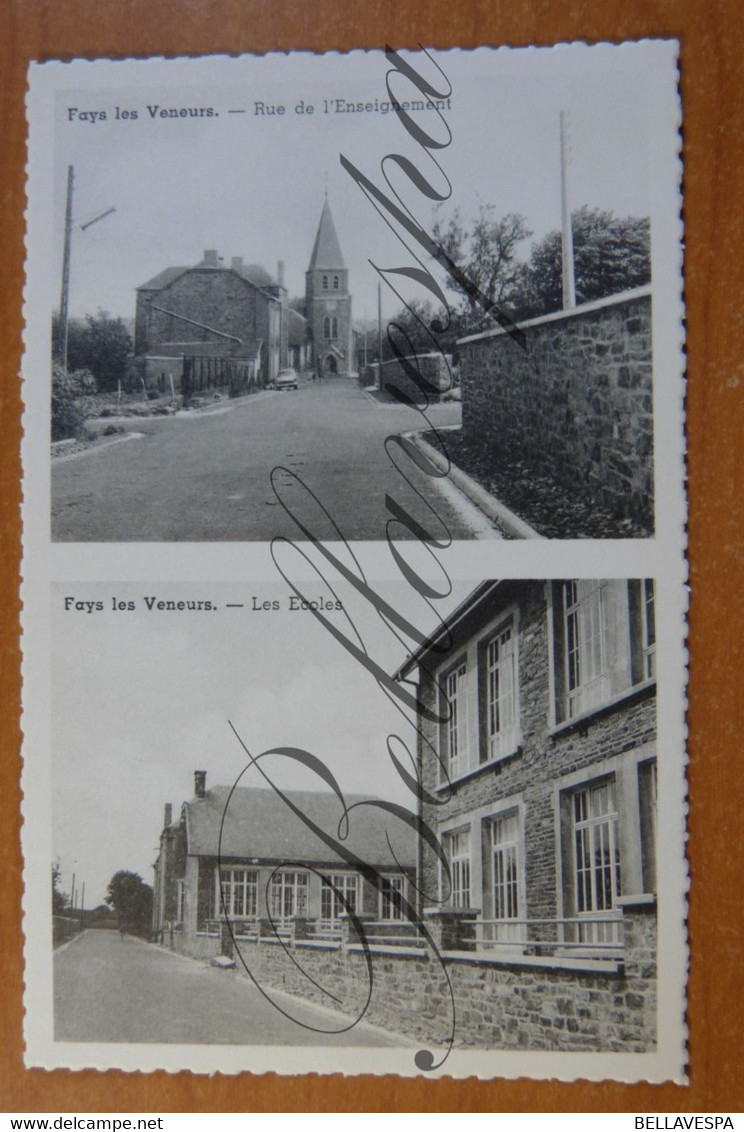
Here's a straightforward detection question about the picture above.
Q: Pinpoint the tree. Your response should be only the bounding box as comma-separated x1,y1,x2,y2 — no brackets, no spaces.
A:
428,203,651,330
52,309,133,391
431,204,532,333
52,860,68,916
51,362,96,440
105,870,153,938
512,206,651,319
382,297,462,361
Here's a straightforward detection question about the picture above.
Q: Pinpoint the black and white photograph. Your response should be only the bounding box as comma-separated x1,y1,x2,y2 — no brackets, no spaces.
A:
21,43,687,1083
35,46,676,543
47,575,676,1077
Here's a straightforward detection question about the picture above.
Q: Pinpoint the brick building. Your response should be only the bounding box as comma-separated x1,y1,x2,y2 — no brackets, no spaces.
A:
134,251,289,387
398,578,657,956
152,771,416,960
305,198,353,377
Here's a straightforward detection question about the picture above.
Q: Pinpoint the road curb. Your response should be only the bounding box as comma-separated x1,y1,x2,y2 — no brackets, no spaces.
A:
406,429,545,541
51,431,145,463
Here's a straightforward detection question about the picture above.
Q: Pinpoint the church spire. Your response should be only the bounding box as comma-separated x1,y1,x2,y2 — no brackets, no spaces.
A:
308,198,345,270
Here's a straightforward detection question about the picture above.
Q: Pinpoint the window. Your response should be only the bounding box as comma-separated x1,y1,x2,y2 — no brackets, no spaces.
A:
638,758,658,892
331,316,338,338
324,316,331,339
564,581,611,718
489,810,522,942
322,274,328,290
218,867,258,920
444,828,471,908
176,878,185,924
269,870,308,926
379,875,406,921
333,274,339,290
551,579,655,726
642,580,656,679
444,661,469,778
483,621,518,761
571,779,621,943
320,873,359,926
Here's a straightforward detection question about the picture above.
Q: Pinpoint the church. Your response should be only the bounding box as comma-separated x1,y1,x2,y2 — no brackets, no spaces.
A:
132,198,354,389
304,197,354,378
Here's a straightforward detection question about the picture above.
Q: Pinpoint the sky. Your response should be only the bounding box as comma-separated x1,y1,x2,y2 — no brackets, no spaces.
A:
52,576,473,909
49,46,652,326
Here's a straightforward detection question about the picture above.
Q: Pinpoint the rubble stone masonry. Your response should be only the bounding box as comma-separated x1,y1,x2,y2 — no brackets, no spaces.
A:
457,289,653,529
190,902,656,1051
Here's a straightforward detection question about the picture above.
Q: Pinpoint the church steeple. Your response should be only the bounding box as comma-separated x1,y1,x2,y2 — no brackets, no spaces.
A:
305,198,353,377
308,198,346,271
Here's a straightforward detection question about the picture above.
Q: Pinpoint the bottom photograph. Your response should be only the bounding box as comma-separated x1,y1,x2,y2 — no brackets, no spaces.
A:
38,575,683,1079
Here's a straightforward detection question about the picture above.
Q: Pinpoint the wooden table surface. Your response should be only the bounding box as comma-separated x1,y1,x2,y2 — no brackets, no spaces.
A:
1,0,742,1113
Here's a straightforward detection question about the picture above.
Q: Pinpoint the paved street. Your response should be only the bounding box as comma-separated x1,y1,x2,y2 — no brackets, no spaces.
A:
55,930,402,1046
52,379,491,541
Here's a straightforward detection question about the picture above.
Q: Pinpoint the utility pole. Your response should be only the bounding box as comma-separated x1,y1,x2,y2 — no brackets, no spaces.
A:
57,169,116,370
559,111,576,310
377,283,383,386
58,165,74,369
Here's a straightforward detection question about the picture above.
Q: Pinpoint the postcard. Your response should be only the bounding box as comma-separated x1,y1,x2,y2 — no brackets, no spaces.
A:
21,42,687,1080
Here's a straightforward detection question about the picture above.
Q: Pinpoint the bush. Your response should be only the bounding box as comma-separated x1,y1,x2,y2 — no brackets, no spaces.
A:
51,363,96,441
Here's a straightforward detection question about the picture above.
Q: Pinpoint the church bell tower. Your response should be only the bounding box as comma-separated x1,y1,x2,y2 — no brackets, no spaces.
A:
305,198,352,377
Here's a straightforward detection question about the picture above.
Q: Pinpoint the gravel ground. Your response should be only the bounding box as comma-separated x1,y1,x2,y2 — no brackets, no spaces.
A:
431,430,652,539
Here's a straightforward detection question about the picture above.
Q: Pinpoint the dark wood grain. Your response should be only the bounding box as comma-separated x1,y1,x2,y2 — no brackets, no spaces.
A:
1,0,742,1112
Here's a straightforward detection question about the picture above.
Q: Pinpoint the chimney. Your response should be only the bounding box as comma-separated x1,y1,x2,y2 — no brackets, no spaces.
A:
194,770,207,799
277,259,285,287
203,249,219,268
164,802,172,827
231,256,243,271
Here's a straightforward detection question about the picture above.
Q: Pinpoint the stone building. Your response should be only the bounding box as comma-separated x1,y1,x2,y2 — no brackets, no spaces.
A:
305,198,353,377
149,583,659,1052
134,250,288,387
398,578,657,957
152,771,416,960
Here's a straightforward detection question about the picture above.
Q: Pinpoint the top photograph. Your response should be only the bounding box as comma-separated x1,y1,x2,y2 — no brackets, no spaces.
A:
27,44,683,543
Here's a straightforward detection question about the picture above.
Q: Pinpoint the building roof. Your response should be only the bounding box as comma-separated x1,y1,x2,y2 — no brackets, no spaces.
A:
184,785,416,868
308,199,345,270
236,263,275,288
288,308,308,345
394,581,504,680
138,259,278,294
137,266,190,291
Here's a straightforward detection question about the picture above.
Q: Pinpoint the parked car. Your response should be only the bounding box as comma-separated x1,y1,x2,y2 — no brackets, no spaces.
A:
274,368,299,390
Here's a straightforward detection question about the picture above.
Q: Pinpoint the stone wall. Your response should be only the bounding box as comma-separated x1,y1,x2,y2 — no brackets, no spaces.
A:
457,289,653,528
176,902,656,1052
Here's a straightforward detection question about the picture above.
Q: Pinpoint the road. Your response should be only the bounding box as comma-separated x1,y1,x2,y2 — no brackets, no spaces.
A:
54,930,402,1046
51,379,493,541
